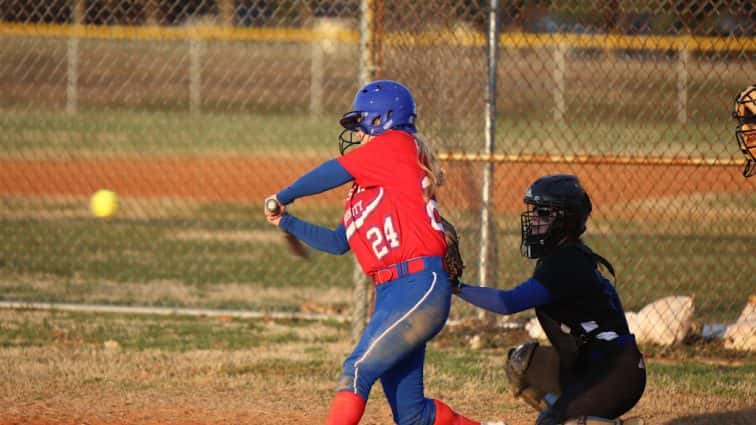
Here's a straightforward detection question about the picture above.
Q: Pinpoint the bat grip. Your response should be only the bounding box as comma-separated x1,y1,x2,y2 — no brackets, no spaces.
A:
265,198,282,215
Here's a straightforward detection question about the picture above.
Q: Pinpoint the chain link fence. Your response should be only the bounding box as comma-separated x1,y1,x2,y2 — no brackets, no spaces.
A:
0,0,753,351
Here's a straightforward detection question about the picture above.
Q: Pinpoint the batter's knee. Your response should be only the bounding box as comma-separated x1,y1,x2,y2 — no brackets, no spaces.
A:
334,373,354,393
334,370,375,401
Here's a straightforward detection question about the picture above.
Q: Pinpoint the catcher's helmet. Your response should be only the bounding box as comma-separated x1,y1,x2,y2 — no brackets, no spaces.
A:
732,84,756,178
520,174,592,259
338,80,417,155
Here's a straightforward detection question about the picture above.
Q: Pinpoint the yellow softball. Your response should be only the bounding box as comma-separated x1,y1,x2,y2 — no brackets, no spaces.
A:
90,189,119,218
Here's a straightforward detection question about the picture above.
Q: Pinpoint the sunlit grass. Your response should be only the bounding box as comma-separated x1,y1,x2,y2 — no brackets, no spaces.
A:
0,107,734,159
0,197,751,322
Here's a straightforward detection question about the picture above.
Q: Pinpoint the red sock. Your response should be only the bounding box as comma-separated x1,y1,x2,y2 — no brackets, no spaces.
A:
326,391,366,425
433,399,480,425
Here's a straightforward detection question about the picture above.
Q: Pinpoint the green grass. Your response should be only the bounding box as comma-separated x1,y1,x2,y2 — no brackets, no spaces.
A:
649,361,756,398
0,197,752,322
1,309,752,400
0,217,355,309
0,309,347,351
0,108,338,158
0,310,269,351
1,32,747,160
0,106,737,159
583,233,754,321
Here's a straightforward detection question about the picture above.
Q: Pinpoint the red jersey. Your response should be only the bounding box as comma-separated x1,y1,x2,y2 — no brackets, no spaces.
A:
337,130,447,275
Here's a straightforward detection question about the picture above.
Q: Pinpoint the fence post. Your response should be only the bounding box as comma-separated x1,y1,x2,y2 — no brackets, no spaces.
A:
478,0,499,321
310,19,349,117
553,42,567,123
189,37,203,114
218,0,235,27
352,0,377,341
310,28,324,116
66,38,79,114
677,48,689,125
145,0,160,25
66,0,85,114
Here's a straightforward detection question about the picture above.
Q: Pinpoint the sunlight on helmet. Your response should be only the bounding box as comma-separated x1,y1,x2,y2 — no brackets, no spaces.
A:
338,80,418,155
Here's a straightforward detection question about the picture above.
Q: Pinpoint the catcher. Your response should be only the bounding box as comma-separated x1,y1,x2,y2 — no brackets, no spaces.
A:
453,174,646,425
732,84,755,178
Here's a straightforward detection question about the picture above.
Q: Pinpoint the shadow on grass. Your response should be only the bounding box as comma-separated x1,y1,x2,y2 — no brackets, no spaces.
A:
665,408,756,425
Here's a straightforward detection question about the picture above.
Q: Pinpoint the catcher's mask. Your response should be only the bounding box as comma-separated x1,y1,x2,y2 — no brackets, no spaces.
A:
338,80,417,155
521,174,592,259
733,84,756,178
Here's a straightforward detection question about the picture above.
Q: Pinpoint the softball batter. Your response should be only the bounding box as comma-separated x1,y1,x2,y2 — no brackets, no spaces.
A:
265,80,492,425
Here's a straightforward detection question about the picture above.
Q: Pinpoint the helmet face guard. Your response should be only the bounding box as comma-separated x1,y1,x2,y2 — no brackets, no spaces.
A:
337,80,417,155
520,205,571,259
520,174,592,259
735,124,756,177
338,111,366,155
733,85,756,178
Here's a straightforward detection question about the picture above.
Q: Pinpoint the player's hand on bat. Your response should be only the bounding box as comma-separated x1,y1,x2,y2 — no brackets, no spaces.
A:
263,195,310,260
264,195,286,226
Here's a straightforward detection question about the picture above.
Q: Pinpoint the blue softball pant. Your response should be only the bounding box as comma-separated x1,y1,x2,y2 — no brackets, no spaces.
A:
335,256,452,425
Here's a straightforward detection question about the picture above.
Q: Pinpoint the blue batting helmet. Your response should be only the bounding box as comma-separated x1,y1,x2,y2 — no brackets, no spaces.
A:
338,80,417,154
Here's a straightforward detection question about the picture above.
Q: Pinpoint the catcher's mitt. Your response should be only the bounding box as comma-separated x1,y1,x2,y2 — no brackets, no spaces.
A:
440,217,465,284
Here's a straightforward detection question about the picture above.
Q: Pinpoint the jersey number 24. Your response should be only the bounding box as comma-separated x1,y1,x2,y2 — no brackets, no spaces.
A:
366,199,443,259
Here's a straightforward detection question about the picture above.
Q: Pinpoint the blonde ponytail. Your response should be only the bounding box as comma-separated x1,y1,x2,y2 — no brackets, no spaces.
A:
414,134,445,200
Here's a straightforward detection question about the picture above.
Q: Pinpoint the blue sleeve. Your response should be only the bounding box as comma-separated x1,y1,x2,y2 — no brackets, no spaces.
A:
277,159,353,205
456,278,553,315
279,214,350,255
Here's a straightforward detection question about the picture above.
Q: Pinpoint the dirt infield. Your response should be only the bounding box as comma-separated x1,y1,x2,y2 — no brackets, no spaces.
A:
0,157,751,211
1,375,754,425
